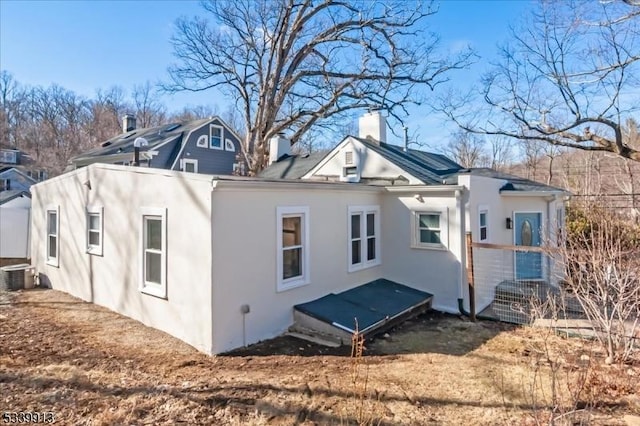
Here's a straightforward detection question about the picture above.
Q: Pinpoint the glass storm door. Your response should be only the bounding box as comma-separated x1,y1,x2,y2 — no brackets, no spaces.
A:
514,212,543,280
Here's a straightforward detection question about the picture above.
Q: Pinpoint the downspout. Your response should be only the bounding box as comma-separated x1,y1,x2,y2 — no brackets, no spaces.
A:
455,189,465,302
209,178,219,354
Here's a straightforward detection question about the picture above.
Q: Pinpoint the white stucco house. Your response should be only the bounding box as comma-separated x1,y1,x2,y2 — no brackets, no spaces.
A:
29,112,569,354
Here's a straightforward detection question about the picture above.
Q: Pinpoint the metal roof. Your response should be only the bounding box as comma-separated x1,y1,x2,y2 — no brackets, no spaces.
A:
258,152,327,179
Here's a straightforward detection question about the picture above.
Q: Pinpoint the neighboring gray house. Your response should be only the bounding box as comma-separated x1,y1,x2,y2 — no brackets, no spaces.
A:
69,115,244,175
0,148,46,192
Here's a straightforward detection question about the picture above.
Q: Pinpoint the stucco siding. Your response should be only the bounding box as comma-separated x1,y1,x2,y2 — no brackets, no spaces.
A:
30,165,215,353
309,139,422,184
380,191,463,313
210,185,383,353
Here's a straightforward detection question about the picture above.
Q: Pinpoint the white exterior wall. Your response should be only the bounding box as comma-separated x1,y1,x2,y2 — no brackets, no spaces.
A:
210,184,383,353
462,173,567,311
30,165,215,353
306,138,423,184
0,196,31,258
380,190,464,313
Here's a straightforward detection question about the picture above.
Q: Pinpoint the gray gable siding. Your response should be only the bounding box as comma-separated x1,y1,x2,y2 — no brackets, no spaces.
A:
150,138,182,169
174,119,240,175
0,169,36,192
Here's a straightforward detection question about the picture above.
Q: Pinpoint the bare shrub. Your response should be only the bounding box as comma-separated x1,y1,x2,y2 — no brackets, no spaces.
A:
559,205,640,363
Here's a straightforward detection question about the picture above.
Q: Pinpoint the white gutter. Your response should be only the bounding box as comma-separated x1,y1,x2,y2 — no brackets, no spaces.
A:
384,185,465,193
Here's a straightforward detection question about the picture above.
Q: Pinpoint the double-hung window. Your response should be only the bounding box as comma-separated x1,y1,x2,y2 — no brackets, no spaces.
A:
348,206,380,272
86,206,103,255
140,207,167,298
210,125,223,149
276,206,310,291
46,206,60,267
413,211,445,249
479,205,489,242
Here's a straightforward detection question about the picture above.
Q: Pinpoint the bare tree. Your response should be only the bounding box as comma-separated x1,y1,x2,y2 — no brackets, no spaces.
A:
559,205,640,363
444,0,640,162
132,81,166,128
442,130,489,168
166,0,471,173
0,71,27,150
486,135,513,172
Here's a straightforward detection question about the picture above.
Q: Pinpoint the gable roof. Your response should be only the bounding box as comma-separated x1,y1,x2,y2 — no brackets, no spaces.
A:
70,117,217,168
0,190,31,205
0,166,38,184
354,138,463,184
258,152,327,179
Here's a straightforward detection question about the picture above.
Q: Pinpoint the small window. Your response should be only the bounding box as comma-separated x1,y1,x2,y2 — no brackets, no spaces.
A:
345,151,354,165
348,206,380,272
196,134,208,148
276,206,310,291
182,159,198,173
0,179,10,191
140,207,167,298
225,139,235,152
210,125,223,149
413,212,445,249
46,206,60,267
86,206,104,256
479,205,489,242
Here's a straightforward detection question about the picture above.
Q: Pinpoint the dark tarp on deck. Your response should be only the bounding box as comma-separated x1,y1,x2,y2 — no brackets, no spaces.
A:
294,279,433,333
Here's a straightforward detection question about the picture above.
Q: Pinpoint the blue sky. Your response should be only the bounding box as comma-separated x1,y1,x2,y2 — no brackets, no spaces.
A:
0,0,533,147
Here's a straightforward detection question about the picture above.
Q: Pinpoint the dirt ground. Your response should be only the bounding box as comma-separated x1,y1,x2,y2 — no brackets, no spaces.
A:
1,289,638,425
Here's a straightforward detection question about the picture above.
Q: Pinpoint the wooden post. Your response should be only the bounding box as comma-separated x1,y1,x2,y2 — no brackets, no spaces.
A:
465,232,476,322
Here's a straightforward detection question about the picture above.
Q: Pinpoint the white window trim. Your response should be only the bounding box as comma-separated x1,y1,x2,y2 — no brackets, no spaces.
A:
196,134,208,148
411,210,447,250
225,138,235,152
46,205,60,267
347,205,381,273
276,206,310,292
209,124,224,150
139,207,167,299
181,158,198,173
478,204,489,243
86,206,104,256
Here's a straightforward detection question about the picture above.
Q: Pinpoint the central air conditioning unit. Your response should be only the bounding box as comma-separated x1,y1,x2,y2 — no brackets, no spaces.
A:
339,148,360,183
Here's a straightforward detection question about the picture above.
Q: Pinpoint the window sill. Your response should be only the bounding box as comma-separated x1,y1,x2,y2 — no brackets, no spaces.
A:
140,284,167,299
348,260,381,273
277,277,309,293
410,244,448,251
46,258,59,268
87,247,103,256
209,145,224,150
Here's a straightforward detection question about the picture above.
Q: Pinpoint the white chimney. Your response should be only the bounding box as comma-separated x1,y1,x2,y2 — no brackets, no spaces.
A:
268,133,291,165
122,114,136,133
358,110,387,144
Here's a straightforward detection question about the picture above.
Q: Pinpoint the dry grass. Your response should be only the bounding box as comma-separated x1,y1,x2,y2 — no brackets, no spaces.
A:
1,289,638,425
